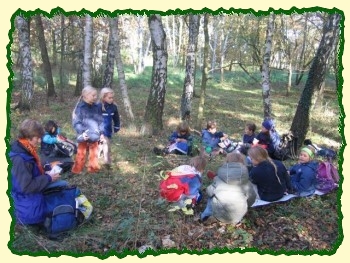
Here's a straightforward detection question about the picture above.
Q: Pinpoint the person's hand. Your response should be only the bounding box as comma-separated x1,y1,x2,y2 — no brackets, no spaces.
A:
82,131,89,141
50,173,61,182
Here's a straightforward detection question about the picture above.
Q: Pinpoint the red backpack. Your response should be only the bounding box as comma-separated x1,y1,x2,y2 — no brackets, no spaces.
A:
316,161,340,193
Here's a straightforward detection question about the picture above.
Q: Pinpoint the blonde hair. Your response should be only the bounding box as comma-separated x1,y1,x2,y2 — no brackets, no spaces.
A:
247,146,281,184
72,86,97,119
225,152,246,165
100,87,115,111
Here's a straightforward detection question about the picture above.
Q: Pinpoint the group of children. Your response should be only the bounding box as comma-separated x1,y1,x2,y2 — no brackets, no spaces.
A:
159,118,327,224
10,85,335,230
41,86,120,175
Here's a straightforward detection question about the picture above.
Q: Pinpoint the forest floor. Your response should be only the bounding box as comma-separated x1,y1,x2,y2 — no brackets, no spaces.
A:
7,70,343,257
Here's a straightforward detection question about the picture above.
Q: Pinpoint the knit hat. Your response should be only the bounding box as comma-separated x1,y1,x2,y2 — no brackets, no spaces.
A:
262,119,273,130
301,147,314,158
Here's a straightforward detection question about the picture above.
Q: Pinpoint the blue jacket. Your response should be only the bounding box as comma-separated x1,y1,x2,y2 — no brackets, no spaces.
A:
97,102,120,138
201,129,224,149
41,128,61,156
72,100,104,142
249,160,291,202
243,133,256,144
289,161,318,196
9,141,52,225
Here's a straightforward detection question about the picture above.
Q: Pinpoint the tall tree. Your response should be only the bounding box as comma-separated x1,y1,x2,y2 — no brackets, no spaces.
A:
34,15,56,98
196,13,210,131
180,14,200,121
83,15,93,88
15,16,33,111
102,17,117,88
261,13,275,119
114,17,135,122
142,15,168,135
291,13,341,147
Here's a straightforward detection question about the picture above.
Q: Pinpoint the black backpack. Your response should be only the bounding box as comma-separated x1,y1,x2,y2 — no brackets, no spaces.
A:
272,132,298,161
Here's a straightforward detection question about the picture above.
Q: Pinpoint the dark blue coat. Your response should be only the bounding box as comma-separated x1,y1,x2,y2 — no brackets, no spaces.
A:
289,161,318,196
9,141,52,224
97,102,120,138
249,160,291,202
72,100,104,142
201,129,224,149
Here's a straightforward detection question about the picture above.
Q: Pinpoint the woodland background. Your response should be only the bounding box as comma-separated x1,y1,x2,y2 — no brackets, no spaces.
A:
6,8,344,257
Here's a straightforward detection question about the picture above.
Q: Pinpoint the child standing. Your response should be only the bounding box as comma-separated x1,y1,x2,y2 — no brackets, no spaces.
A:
97,87,120,170
201,120,228,157
71,86,105,175
288,146,318,196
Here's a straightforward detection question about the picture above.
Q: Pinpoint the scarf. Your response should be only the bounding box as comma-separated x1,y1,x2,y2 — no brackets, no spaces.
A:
18,138,45,175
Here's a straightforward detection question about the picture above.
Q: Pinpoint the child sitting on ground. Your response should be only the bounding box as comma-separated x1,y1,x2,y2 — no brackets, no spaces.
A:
288,146,318,197
238,122,257,155
166,122,193,155
201,120,228,157
159,154,207,215
253,119,280,158
200,152,256,225
41,120,64,158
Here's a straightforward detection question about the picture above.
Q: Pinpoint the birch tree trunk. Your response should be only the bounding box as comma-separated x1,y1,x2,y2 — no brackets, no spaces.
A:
83,15,93,88
15,16,33,111
102,17,117,88
261,14,275,119
180,14,200,121
196,13,209,131
291,13,341,147
114,17,135,122
35,14,56,98
142,15,168,135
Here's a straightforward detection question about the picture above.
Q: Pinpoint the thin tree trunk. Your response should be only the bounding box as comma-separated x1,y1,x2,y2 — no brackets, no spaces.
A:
35,15,56,98
142,15,168,135
83,15,93,88
196,13,209,131
261,14,275,119
114,17,135,122
16,16,33,111
180,14,200,121
59,15,65,102
102,18,117,88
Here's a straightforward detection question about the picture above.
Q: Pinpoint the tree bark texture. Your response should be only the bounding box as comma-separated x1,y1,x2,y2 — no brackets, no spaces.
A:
261,14,275,119
143,15,168,135
83,15,93,88
180,14,200,121
16,16,33,111
35,15,56,97
291,13,341,148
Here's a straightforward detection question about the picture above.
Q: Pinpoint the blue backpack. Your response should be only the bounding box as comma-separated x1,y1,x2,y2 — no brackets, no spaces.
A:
42,185,83,239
